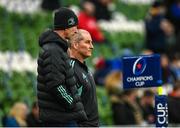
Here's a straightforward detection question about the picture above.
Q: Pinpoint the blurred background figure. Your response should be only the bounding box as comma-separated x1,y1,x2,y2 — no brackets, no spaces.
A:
89,0,113,21
161,54,173,84
3,102,28,127
105,70,122,96
169,53,180,82
93,56,108,85
139,90,155,124
164,0,180,57
165,0,180,36
26,101,42,127
94,57,122,86
41,0,61,11
110,89,143,125
160,54,177,94
78,0,105,43
78,0,118,55
145,1,174,54
168,80,180,124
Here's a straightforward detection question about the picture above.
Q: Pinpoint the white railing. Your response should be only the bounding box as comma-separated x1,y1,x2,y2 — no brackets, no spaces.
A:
0,51,37,73
98,12,145,33
0,0,42,13
120,0,153,5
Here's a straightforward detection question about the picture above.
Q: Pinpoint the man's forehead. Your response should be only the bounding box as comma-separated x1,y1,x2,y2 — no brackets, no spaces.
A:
81,32,91,39
81,34,92,42
70,29,92,43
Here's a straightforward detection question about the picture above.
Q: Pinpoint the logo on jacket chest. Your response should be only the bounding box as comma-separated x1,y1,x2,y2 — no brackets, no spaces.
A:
82,73,88,83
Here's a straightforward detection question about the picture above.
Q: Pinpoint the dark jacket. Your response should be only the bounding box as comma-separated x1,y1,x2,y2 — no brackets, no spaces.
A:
145,14,167,53
168,96,180,124
112,101,137,125
37,29,87,125
26,113,42,127
70,58,99,126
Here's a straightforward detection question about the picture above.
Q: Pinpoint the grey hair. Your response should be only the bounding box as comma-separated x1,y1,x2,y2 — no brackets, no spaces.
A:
69,31,84,47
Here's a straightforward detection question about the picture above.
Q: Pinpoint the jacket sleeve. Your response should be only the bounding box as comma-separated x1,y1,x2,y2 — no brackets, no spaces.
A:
42,48,80,110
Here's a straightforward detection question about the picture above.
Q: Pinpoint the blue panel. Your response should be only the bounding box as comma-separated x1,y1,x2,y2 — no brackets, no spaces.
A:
155,95,168,127
122,54,162,89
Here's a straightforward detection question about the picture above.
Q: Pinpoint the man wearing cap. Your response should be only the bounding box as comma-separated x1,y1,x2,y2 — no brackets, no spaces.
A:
68,29,99,126
37,7,87,126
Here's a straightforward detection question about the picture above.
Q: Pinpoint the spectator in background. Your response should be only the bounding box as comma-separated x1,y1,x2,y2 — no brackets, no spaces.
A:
161,54,175,85
78,0,118,55
169,53,180,82
168,80,180,124
94,57,122,86
78,1,105,43
41,0,61,11
141,49,154,55
104,70,123,125
174,32,180,55
145,1,173,54
139,90,155,124
26,101,42,127
93,56,110,85
165,0,180,36
89,0,112,21
105,70,122,96
3,102,28,127
111,89,143,125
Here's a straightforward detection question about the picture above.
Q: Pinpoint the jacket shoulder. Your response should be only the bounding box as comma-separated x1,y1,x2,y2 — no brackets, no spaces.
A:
42,43,63,53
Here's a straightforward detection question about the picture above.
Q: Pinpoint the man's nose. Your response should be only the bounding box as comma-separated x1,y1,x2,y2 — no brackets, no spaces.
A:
74,27,78,33
74,29,78,33
90,43,94,49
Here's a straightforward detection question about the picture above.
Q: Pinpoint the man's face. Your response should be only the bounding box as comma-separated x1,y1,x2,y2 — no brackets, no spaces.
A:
65,26,78,39
77,32,94,59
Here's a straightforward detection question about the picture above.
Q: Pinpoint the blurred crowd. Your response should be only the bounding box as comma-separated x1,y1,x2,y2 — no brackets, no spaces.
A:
145,0,180,56
0,0,180,127
78,0,180,126
1,101,42,127
94,50,180,126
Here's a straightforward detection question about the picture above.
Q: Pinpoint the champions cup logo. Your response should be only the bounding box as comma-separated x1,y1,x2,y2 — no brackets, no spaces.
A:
123,55,160,89
133,57,147,76
126,57,152,87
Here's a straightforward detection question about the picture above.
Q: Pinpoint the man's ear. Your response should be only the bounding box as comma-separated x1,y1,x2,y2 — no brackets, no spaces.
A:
73,42,79,50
